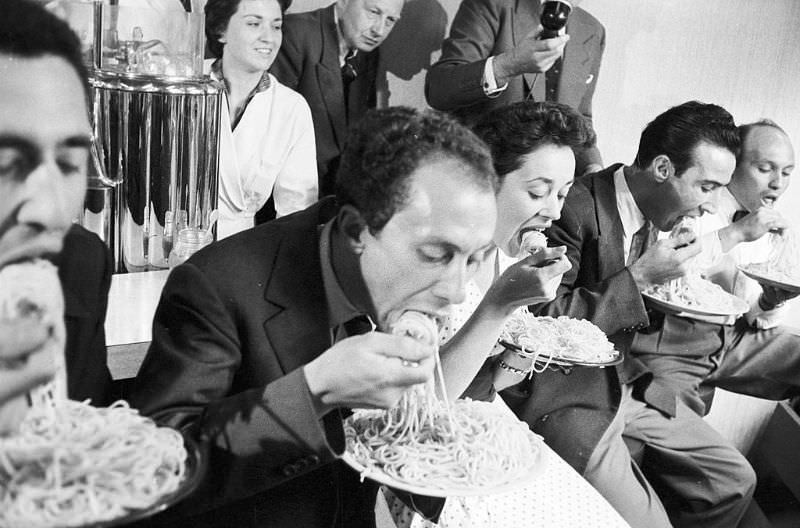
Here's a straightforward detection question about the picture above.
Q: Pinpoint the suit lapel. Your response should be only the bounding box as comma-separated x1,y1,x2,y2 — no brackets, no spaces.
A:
262,208,333,374
317,5,347,150
559,11,595,106
591,167,626,279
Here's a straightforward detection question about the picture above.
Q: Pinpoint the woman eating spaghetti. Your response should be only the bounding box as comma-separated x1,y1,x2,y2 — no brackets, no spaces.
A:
386,100,594,526
205,0,318,239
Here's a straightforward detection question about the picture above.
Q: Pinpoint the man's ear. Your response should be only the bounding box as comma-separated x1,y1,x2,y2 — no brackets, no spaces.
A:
337,204,368,254
651,154,674,183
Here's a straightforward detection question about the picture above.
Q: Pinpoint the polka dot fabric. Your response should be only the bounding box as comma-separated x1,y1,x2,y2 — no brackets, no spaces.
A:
383,440,630,528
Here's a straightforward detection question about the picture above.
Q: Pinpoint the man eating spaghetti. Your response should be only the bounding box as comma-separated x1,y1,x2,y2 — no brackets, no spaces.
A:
0,0,114,433
130,107,501,527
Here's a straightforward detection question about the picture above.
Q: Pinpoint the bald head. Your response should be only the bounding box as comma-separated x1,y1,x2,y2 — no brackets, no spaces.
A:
729,123,795,212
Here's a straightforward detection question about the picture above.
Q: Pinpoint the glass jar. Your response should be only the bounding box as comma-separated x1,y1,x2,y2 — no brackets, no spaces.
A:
168,227,212,268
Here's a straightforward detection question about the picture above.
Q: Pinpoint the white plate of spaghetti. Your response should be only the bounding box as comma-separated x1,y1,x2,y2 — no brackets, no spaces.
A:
499,311,621,368
343,399,547,498
0,399,203,528
642,275,749,317
738,263,800,294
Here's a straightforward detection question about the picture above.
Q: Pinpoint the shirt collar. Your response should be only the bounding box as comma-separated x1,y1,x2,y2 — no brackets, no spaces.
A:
319,219,368,329
614,166,648,237
210,58,272,94
210,58,271,129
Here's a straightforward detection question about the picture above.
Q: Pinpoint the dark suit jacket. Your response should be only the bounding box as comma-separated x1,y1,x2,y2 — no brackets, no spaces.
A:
501,165,665,474
271,5,379,197
130,199,383,528
57,225,114,406
426,0,604,172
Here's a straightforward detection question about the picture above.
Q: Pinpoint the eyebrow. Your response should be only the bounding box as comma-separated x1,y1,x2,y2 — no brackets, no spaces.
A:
0,134,91,149
62,135,93,149
0,135,39,163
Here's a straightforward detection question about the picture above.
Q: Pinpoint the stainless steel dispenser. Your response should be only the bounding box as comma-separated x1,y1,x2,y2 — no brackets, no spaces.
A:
61,0,221,272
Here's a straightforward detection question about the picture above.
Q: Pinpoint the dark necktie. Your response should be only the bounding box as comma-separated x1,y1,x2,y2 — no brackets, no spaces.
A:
341,51,358,114
627,221,654,266
545,57,561,101
341,52,358,85
732,210,749,223
342,314,372,338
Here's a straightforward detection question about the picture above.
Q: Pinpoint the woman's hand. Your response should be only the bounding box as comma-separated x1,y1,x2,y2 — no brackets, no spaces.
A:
483,246,571,316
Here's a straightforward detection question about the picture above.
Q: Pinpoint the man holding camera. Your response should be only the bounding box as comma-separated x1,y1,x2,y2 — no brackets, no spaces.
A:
426,0,604,176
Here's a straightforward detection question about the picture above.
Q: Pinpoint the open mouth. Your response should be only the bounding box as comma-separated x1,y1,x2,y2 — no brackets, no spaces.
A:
517,226,548,248
762,195,778,207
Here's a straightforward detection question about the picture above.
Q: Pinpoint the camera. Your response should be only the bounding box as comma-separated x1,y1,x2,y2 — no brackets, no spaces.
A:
540,0,572,39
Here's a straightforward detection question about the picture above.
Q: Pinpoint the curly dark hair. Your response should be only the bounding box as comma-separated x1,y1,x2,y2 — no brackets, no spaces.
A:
0,0,89,99
472,101,596,180
206,0,293,59
634,101,740,175
335,107,497,232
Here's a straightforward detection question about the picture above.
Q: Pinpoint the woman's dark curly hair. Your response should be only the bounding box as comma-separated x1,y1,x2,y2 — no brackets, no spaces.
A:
336,107,498,232
205,0,292,59
472,101,596,180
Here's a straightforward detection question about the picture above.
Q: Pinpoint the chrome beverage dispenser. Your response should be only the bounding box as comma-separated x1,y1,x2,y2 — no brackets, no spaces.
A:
63,0,222,272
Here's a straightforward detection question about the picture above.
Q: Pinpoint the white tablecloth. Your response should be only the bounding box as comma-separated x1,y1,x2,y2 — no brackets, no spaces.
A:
383,441,630,528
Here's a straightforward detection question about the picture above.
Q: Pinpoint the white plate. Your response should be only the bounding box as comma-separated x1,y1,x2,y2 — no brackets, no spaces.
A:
738,265,800,294
342,420,548,497
642,290,749,317
498,339,622,368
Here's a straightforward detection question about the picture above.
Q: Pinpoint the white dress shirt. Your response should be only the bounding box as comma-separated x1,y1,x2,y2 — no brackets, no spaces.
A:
210,64,319,239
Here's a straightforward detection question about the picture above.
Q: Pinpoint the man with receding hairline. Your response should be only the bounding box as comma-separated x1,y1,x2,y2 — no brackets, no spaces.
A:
271,0,404,198
631,119,800,418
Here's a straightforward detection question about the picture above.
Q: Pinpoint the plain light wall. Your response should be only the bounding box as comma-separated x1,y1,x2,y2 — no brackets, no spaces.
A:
290,0,800,324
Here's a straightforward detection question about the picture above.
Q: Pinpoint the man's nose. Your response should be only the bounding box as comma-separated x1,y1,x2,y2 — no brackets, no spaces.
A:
700,201,717,215
17,163,74,231
370,18,388,38
769,173,786,191
432,263,468,306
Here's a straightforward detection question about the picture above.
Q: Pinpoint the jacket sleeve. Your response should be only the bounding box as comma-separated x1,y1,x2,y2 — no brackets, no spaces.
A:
425,0,498,111
130,263,344,506
533,198,649,336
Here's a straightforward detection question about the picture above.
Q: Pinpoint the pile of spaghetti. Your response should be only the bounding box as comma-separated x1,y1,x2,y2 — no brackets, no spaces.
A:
644,274,741,312
742,229,800,286
0,399,187,528
501,309,617,368
344,311,541,493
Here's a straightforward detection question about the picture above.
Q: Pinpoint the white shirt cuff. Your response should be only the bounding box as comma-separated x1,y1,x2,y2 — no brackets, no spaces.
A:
482,56,508,98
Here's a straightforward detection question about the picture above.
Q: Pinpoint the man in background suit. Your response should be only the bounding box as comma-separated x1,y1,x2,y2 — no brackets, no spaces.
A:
503,101,755,527
426,0,604,176
271,0,403,197
0,0,114,432
131,107,499,527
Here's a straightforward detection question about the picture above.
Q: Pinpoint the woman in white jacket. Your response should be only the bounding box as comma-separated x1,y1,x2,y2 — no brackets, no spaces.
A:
205,0,318,239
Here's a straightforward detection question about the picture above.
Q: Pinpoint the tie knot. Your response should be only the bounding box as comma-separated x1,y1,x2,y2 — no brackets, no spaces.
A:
342,314,372,337
341,52,358,85
732,210,749,223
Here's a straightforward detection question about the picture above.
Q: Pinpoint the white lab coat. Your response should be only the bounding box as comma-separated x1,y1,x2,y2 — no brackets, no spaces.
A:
215,71,318,239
